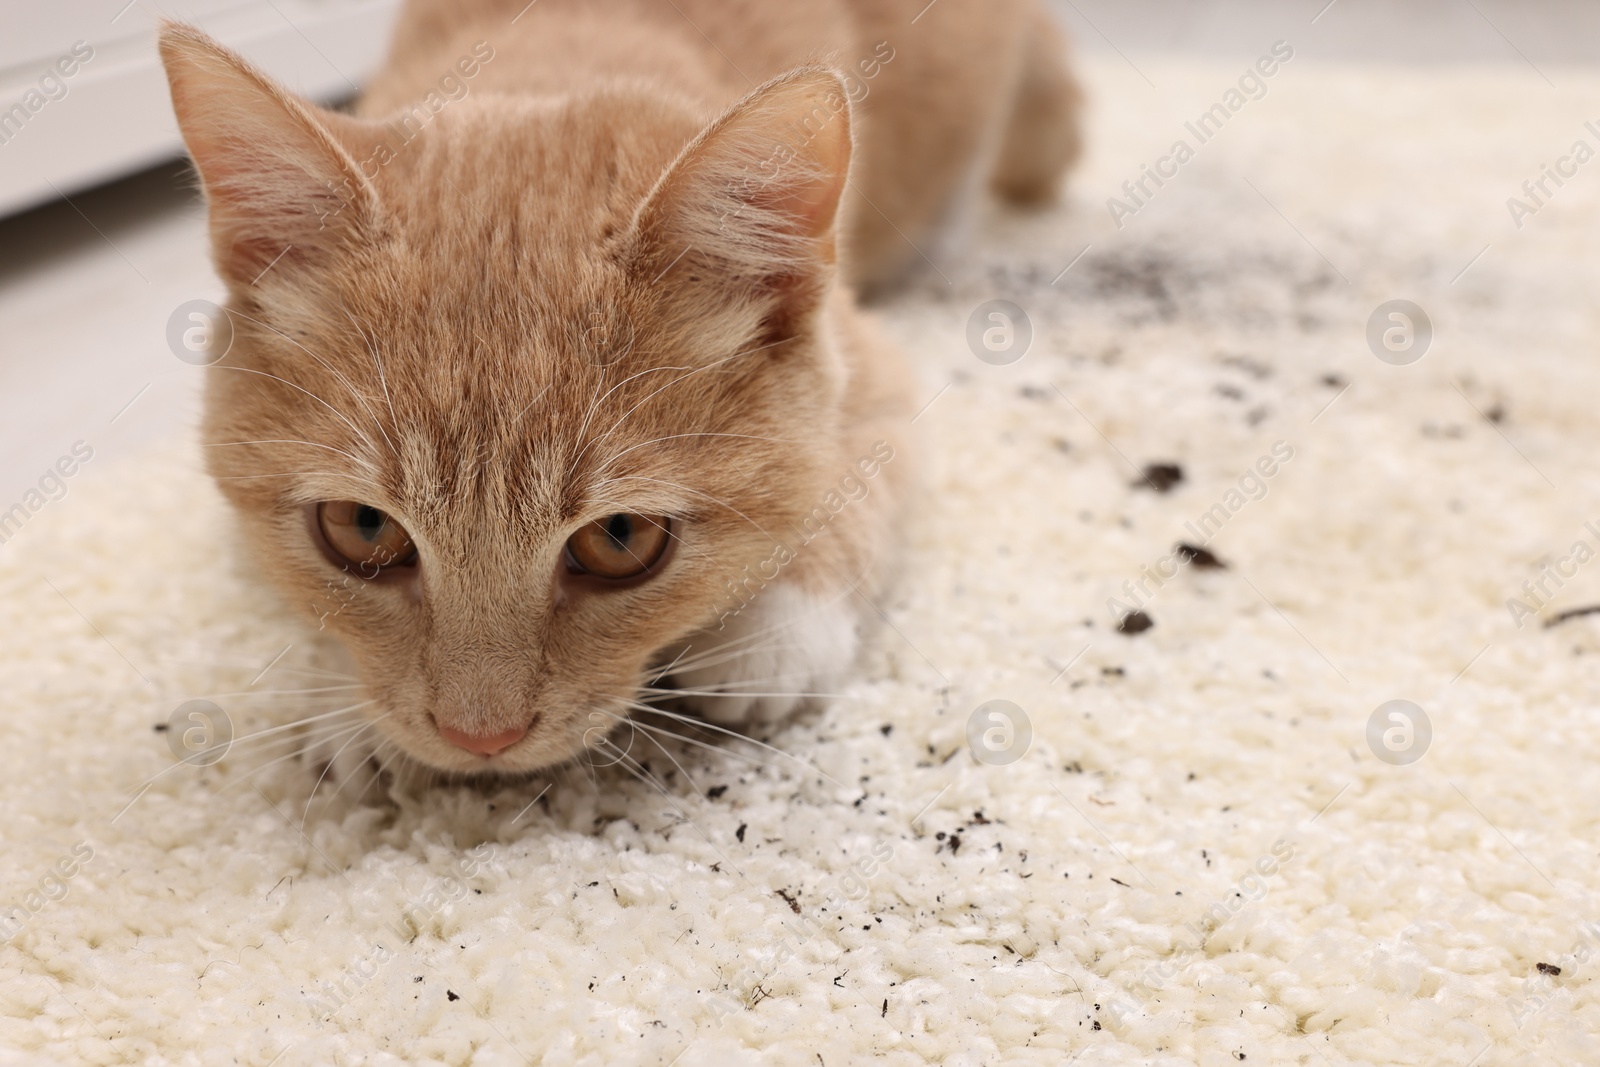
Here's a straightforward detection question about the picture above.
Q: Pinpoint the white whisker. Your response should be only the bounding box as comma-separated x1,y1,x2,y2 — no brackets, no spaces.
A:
154,658,359,683
593,432,794,475
184,685,364,701
207,439,379,469
225,305,397,460
196,713,378,798
567,363,694,480
651,637,809,676
301,715,389,826
123,703,368,799
213,726,371,795
598,475,778,540
639,686,839,699
206,364,382,472
349,738,405,808
340,306,402,444
218,702,375,748
568,335,794,479
608,711,703,795
619,713,793,778
621,700,841,786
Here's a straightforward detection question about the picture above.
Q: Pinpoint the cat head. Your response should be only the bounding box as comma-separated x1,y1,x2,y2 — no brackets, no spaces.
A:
159,24,857,776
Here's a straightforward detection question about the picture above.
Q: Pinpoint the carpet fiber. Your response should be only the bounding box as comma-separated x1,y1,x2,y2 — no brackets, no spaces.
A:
4,53,1600,1065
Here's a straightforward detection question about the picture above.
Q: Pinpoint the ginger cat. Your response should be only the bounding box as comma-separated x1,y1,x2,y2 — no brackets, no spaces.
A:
157,0,1080,777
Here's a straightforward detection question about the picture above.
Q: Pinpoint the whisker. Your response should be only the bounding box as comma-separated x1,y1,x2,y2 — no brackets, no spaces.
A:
575,725,605,796
619,713,795,778
594,733,685,805
639,686,841,699
340,306,402,446
154,658,359,683
219,721,368,759
183,685,365,701
582,506,720,572
593,432,795,475
650,637,811,677
621,700,841,787
510,381,554,428
206,365,381,471
594,739,746,873
212,471,346,482
212,726,373,796
652,577,865,678
301,715,389,827
207,439,380,466
202,714,377,796
122,703,370,799
217,702,376,748
649,644,693,682
567,363,694,480
598,475,778,540
348,737,404,808
605,711,703,795
224,306,396,460
617,759,676,803
582,337,795,461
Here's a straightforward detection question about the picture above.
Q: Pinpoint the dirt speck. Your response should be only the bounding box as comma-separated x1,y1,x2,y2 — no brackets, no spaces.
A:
1135,463,1184,493
1116,611,1155,635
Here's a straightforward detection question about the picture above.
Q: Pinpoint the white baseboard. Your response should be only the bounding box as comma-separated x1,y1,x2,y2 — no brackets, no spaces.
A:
0,0,404,218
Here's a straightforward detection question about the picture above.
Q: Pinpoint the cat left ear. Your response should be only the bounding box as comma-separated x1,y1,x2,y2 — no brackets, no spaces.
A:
631,66,853,321
158,23,383,290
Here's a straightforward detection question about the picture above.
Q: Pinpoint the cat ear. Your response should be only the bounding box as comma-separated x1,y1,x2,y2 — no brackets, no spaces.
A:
631,66,853,323
158,23,382,289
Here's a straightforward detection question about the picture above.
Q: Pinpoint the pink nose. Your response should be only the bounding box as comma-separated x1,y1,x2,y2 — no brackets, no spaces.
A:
436,723,528,757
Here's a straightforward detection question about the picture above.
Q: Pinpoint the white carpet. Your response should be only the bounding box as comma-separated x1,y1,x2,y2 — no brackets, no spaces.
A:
5,53,1600,1065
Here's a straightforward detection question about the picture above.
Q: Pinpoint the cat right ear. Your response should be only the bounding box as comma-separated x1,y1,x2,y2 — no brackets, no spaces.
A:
630,67,853,334
158,23,382,289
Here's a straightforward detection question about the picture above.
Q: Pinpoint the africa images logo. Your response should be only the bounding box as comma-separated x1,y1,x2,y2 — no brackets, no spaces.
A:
0,41,95,148
1106,40,1295,228
710,441,895,629
0,441,95,547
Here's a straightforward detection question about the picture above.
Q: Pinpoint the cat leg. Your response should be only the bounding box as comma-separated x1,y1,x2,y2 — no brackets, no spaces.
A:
989,2,1084,206
666,583,861,725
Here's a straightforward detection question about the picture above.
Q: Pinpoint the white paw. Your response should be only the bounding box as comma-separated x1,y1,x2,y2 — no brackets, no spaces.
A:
666,585,861,725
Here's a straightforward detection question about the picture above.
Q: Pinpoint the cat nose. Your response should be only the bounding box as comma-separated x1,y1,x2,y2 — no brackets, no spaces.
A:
435,722,528,757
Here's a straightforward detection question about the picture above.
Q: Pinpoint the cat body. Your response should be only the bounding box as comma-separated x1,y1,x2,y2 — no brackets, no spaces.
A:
362,0,1081,290
158,0,1079,775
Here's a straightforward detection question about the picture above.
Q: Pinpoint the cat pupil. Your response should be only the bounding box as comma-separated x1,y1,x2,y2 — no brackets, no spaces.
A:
604,513,632,548
356,505,385,542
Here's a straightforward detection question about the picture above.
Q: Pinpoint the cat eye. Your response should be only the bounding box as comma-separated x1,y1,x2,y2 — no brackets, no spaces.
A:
565,513,672,580
316,501,417,574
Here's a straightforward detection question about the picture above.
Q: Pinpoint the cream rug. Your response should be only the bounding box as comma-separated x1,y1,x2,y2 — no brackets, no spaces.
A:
5,50,1600,1065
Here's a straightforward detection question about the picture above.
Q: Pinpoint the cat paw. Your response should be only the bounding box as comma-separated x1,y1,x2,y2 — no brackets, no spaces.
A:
666,585,860,725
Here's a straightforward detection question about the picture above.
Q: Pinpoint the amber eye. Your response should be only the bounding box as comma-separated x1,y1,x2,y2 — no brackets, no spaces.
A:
316,501,417,574
565,513,671,580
